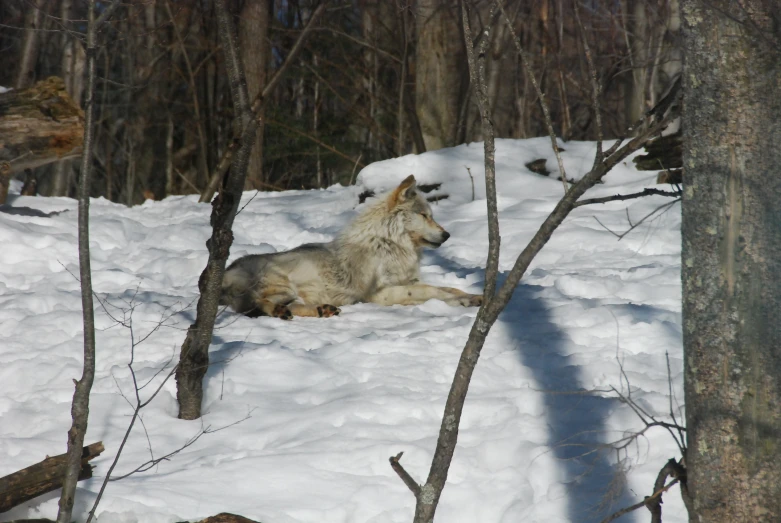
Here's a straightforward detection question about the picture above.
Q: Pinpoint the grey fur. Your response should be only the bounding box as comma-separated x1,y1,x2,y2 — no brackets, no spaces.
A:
221,175,482,319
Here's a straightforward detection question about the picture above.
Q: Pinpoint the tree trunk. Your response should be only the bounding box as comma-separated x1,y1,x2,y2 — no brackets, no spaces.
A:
682,1,781,521
239,0,271,190
14,1,44,89
176,0,259,420
415,0,466,150
52,0,83,198
56,2,100,520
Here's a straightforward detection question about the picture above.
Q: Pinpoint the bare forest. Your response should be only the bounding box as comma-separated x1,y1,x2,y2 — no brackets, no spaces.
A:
0,0,681,202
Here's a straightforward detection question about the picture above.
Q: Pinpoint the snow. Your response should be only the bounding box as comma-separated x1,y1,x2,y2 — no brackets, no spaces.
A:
0,138,685,523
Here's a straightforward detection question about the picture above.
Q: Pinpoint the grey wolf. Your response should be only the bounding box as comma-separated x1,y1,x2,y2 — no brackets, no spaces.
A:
220,175,483,319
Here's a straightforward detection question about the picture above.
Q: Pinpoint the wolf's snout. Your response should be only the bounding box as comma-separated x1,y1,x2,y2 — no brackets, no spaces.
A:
441,231,451,242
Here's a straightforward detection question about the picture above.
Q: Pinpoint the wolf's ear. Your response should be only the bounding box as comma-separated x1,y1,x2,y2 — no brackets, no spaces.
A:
388,174,417,209
397,174,417,200
389,175,418,208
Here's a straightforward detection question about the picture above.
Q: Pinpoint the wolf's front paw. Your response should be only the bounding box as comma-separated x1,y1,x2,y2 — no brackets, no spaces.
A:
317,304,341,318
468,294,483,307
450,294,483,307
273,304,293,320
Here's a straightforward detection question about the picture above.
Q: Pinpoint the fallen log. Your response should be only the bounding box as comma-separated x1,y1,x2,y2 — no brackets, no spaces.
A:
0,76,84,176
0,441,104,513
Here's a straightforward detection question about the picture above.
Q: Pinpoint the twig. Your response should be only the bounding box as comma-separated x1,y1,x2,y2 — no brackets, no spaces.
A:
235,190,261,218
592,198,681,240
389,452,421,497
108,414,252,482
349,153,364,186
596,479,679,523
174,167,200,194
666,351,686,455
464,166,475,201
268,118,366,170
574,187,681,207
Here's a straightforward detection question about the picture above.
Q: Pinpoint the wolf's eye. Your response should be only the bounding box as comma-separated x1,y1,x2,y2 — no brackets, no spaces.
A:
419,212,429,219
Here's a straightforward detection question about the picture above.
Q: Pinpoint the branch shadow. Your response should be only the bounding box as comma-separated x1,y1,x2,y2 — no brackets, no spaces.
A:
502,282,637,522
409,250,638,521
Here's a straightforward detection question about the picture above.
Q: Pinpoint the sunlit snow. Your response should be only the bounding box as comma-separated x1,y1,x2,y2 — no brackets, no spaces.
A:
0,138,685,523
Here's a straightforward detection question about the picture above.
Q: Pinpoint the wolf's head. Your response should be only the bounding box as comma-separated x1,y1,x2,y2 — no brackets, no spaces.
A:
388,175,450,248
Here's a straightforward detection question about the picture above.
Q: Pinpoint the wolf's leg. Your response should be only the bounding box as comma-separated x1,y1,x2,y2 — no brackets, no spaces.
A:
287,303,341,318
248,284,297,320
369,284,483,307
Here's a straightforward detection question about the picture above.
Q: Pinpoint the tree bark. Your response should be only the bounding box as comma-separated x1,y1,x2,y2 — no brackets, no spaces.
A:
14,1,45,89
415,0,466,150
51,0,81,197
0,442,103,513
176,0,259,420
0,77,84,177
55,2,102,520
198,2,327,204
239,0,271,190
682,1,781,521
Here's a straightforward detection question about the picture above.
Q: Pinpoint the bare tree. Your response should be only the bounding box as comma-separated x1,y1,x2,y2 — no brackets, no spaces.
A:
682,0,781,520
56,1,121,522
176,0,261,420
391,1,682,521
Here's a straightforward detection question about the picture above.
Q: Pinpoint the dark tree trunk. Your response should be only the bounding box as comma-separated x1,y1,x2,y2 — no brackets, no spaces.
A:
239,0,271,190
176,0,259,420
51,0,80,197
682,0,781,521
14,1,44,89
415,0,466,150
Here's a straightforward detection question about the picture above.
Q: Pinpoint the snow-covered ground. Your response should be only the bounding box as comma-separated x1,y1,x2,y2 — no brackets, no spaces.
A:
0,138,685,523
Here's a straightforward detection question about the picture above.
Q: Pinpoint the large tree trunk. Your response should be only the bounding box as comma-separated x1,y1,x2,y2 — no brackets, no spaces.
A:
415,0,466,150
682,1,781,521
239,0,271,190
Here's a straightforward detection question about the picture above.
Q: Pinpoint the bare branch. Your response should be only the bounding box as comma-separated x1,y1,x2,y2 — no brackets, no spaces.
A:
592,198,681,240
267,118,366,169
574,187,682,208
596,479,679,523
389,452,421,497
